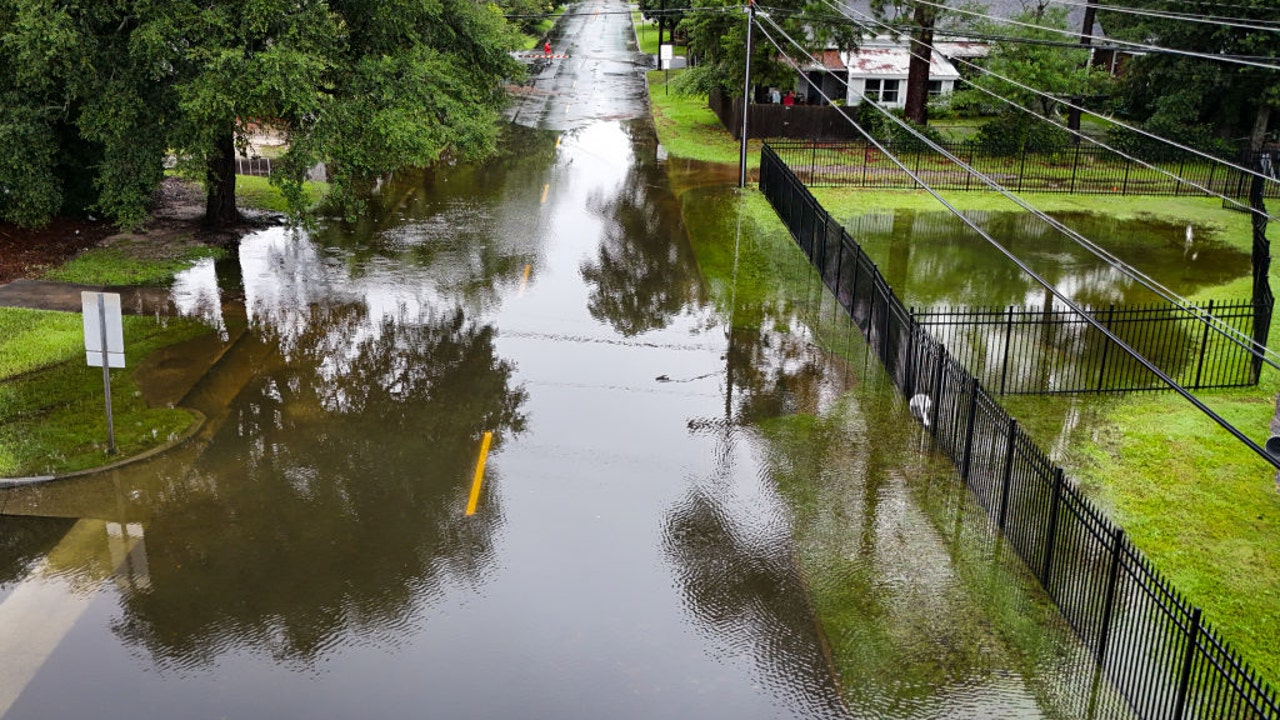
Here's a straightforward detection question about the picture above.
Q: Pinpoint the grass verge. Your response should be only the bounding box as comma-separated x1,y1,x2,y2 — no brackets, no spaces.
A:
799,185,1280,684
0,307,213,477
646,69,762,168
42,243,226,286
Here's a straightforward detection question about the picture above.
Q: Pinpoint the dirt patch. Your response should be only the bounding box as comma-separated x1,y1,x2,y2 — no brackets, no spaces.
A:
0,177,263,285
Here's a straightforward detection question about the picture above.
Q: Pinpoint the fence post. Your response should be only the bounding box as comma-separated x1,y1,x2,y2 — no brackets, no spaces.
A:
1095,527,1126,666
960,376,980,480
999,306,1015,395
1041,468,1065,588
1017,147,1027,193
906,308,917,397
1207,161,1216,195
1095,304,1115,393
965,144,974,191
1121,157,1131,195
1173,607,1203,720
1070,144,1080,194
998,418,1017,530
810,142,818,185
930,350,944,433
1175,155,1186,196
1192,299,1215,389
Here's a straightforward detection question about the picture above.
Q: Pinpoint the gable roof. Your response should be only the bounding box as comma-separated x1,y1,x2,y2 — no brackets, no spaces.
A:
800,46,962,79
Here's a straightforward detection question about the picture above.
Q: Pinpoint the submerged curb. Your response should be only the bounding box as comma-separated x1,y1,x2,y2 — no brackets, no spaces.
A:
0,408,207,488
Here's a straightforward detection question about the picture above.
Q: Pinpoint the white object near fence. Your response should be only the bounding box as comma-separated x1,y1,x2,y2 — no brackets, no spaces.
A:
82,291,125,454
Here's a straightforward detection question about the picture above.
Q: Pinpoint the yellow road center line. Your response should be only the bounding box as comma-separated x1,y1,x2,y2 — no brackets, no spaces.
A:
517,264,533,297
540,183,550,204
555,136,562,149
465,431,494,516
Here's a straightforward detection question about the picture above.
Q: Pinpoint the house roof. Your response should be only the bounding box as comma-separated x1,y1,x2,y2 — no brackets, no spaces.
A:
813,47,961,80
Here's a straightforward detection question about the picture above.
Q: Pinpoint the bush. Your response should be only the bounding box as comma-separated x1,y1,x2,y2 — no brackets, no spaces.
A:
977,111,1070,155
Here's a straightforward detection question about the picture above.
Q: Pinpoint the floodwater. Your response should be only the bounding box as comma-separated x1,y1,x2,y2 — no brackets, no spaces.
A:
0,2,1139,718
846,209,1250,309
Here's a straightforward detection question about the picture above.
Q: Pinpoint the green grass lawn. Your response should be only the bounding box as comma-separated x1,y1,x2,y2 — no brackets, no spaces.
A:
632,12,687,57
235,174,329,214
799,184,1280,685
646,70,761,167
0,307,211,477
646,71,1280,685
42,244,227,286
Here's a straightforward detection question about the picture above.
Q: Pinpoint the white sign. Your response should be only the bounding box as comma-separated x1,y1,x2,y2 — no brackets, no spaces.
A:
659,44,674,60
82,292,126,368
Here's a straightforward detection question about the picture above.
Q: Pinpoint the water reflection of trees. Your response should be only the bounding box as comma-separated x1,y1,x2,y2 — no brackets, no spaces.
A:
662,486,849,718
579,130,706,336
302,125,560,309
0,516,76,586
856,210,1249,309
112,303,526,669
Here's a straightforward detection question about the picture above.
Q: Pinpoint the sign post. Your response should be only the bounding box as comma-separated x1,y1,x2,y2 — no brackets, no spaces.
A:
82,292,125,455
660,44,673,94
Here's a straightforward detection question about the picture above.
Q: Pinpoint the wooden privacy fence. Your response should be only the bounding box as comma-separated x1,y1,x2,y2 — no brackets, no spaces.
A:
708,89,861,141
912,301,1259,395
768,140,1280,201
761,143,1280,720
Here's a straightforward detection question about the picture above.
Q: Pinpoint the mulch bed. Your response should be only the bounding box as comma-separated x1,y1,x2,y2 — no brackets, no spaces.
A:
0,218,114,285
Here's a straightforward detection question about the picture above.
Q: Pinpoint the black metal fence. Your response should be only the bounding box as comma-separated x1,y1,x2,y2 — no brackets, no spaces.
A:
769,140,1280,201
912,300,1259,394
761,143,1280,720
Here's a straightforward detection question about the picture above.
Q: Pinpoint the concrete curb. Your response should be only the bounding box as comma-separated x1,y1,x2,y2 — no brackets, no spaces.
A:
0,408,207,488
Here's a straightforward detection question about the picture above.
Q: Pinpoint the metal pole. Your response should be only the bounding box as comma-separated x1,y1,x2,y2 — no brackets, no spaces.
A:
738,2,754,188
98,294,116,455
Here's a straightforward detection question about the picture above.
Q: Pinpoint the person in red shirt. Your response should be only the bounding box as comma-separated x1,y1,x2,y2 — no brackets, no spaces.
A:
782,90,795,107
544,41,551,56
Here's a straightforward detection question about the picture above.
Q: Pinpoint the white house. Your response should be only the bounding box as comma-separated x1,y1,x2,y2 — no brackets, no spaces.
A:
793,41,962,109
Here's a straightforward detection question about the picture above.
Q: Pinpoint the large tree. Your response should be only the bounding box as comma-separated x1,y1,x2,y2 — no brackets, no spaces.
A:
676,0,858,98
1099,0,1280,156
0,0,521,229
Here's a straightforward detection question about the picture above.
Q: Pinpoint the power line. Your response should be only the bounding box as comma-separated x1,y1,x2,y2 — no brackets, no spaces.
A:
751,12,1280,468
824,0,1280,205
1047,0,1280,34
818,0,1280,368
906,0,1280,72
752,5,1280,61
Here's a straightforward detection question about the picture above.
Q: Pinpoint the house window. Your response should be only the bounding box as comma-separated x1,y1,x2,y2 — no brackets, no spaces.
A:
927,80,944,97
864,79,900,104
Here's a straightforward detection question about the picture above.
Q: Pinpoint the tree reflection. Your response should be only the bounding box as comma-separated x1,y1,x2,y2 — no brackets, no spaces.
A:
662,486,849,718
580,130,706,336
852,210,1248,309
112,302,526,668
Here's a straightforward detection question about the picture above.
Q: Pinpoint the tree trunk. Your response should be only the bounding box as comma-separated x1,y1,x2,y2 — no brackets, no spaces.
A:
1067,0,1097,144
205,130,241,227
903,3,935,127
1249,103,1272,153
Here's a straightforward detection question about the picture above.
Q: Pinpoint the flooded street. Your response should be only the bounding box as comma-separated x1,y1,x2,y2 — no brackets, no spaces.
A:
0,2,1136,718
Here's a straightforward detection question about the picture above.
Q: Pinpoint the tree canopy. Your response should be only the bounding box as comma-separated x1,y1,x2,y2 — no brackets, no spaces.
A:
0,0,523,229
1099,0,1279,156
675,0,859,97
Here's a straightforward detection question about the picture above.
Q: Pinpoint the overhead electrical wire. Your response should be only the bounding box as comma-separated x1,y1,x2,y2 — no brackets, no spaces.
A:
816,0,1280,369
904,0,1280,71
825,0,1280,210
1045,0,1280,34
749,11,1280,467
752,5,1280,61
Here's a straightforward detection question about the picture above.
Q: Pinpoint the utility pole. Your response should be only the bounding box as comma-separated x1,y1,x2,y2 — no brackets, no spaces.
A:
1067,0,1096,143
738,1,754,188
